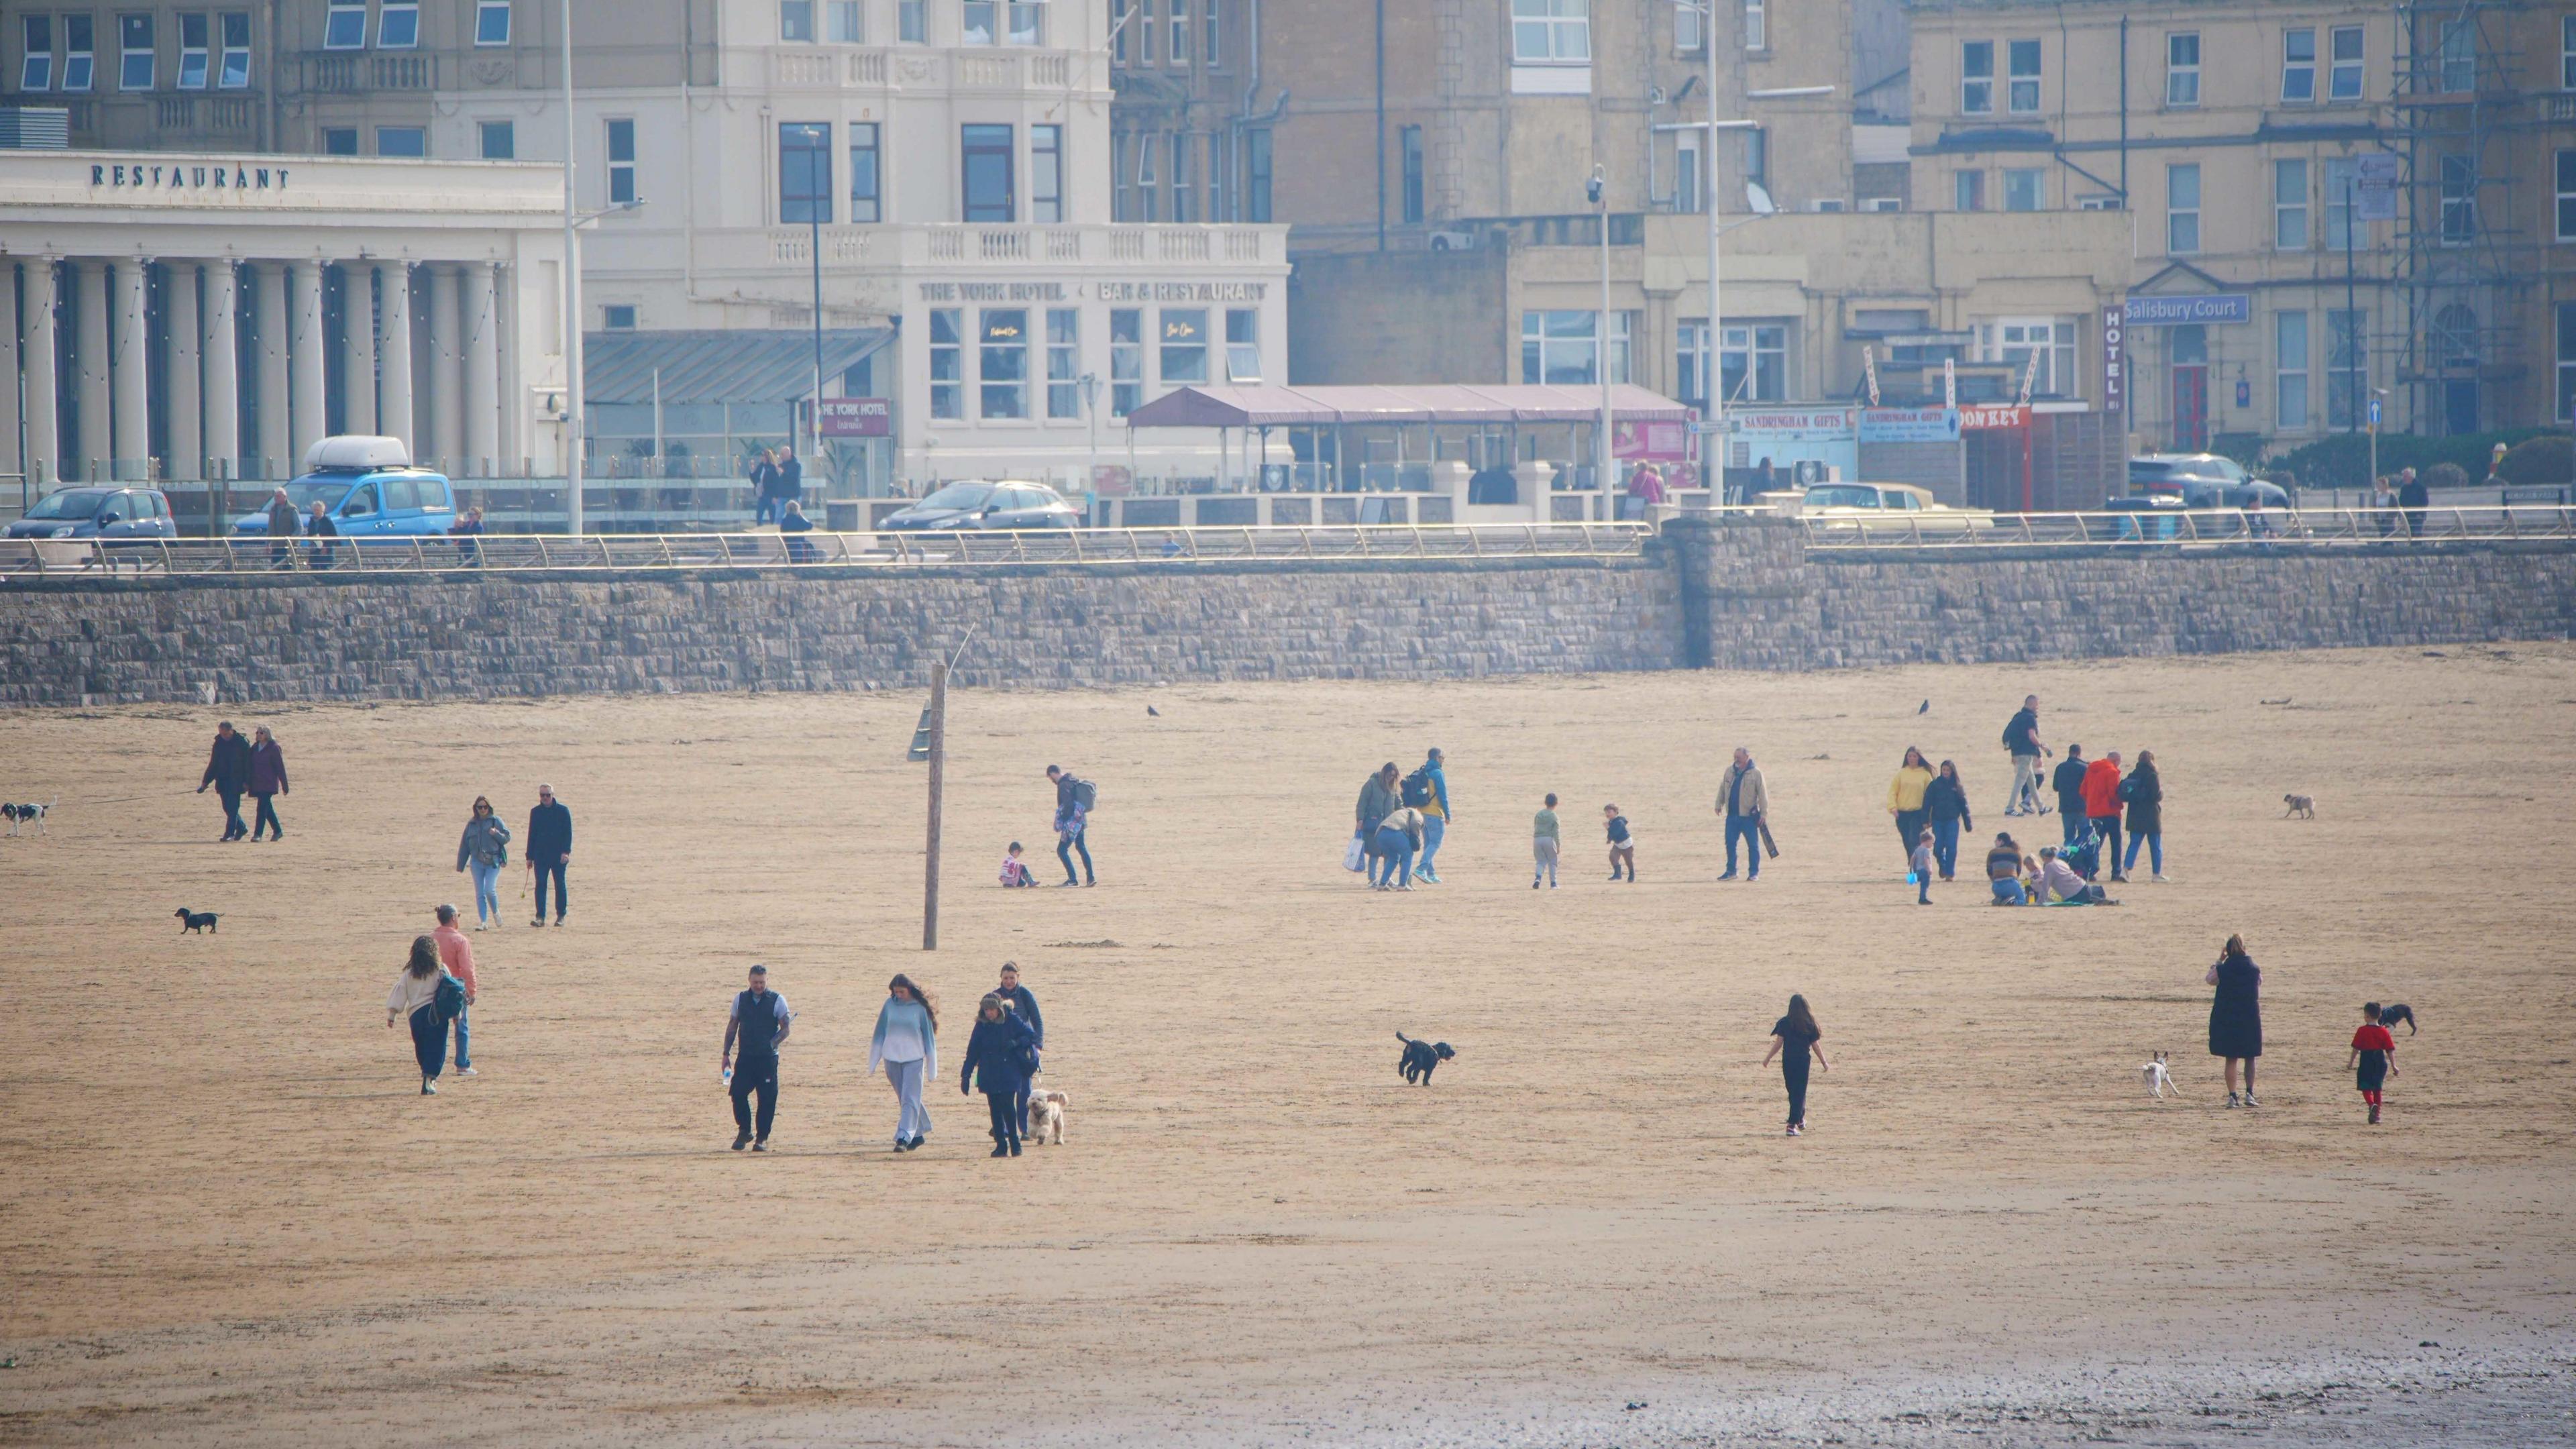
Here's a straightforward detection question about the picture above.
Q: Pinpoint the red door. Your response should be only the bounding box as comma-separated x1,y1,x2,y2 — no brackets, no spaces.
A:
2171,366,2208,451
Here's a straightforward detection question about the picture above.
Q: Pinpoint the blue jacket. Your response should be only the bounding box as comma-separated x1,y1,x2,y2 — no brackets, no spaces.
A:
527,800,573,864
1000,984,1043,1049
961,1013,1036,1097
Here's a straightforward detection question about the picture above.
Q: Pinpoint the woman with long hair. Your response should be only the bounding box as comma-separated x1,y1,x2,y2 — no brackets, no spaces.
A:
2206,934,2263,1108
1923,759,1974,881
2121,749,2165,882
868,973,941,1151
1761,994,1831,1136
455,796,512,930
384,934,454,1095
961,992,1038,1157
247,725,288,841
1886,747,1936,871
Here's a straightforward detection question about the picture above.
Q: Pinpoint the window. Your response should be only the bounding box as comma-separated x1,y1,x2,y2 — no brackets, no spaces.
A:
1160,308,1209,383
1207,131,1224,219
2560,303,2576,419
962,123,1015,222
849,122,881,223
900,0,924,42
2002,168,2041,211
1204,0,1220,62
2559,150,2576,241
1401,125,1425,223
1009,0,1039,44
2328,309,2365,429
1718,323,1784,402
979,309,1028,419
2440,153,2475,243
780,0,814,41
606,117,637,205
1113,0,1132,61
780,122,832,223
2165,33,2199,106
1676,321,1709,408
1511,0,1589,64
2331,25,2364,101
1171,131,1194,222
828,0,861,41
20,15,50,90
378,0,419,48
118,13,152,90
2275,158,2308,249
176,13,209,88
1519,310,1632,385
219,11,250,85
2325,156,2358,248
1134,126,1158,220
1744,0,1763,51
929,309,964,419
1961,40,1992,113
1110,309,1142,415
324,0,364,50
603,305,637,331
1978,318,2075,396
2282,28,2315,103
2439,19,2474,93
1225,307,1260,382
2565,15,2576,91
1676,133,1701,213
1246,128,1272,222
1954,169,1984,212
2166,163,2200,254
2434,303,2477,368
1169,0,1187,63
963,0,994,44
377,126,426,156
2007,38,2039,113
1675,0,1701,53
476,0,511,46
61,14,93,91
480,119,514,159
1140,0,1155,62
323,126,359,155
1046,309,1081,419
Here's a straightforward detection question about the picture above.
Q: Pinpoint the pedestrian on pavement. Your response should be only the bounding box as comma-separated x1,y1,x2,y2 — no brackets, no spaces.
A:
997,961,1044,1132
1715,747,1769,881
303,500,339,570
1407,748,1452,884
749,446,782,524
869,973,939,1152
1762,994,1828,1136
961,992,1038,1157
448,504,486,567
432,904,478,1076
775,447,805,518
1886,747,1936,873
385,934,458,1096
2121,749,2165,882
1045,764,1095,886
455,796,511,928
2001,694,2051,816
246,725,288,841
720,964,793,1151
2206,935,2264,1108
1923,759,1972,881
197,720,254,841
2081,750,2127,881
264,487,299,568
2049,745,2091,847
527,784,573,926
2398,466,2428,538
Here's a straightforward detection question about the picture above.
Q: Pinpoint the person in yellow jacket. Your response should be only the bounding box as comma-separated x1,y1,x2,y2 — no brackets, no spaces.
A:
1886,747,1936,873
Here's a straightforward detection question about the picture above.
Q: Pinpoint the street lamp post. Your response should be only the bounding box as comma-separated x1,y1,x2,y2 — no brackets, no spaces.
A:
560,0,583,535
1589,166,1613,523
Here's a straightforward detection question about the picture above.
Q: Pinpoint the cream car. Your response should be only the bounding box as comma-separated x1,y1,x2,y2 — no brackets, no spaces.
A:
1794,482,1996,533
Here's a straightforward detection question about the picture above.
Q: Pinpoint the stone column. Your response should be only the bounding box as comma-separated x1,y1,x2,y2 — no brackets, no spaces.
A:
166,264,202,482
0,264,17,488
290,259,327,468
112,258,151,481
463,261,500,476
74,261,111,482
23,258,60,487
340,262,376,436
204,261,241,481
428,264,463,471
254,262,291,477
377,260,414,453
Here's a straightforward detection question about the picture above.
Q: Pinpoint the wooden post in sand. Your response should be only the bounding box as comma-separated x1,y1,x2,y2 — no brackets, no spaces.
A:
923,659,947,951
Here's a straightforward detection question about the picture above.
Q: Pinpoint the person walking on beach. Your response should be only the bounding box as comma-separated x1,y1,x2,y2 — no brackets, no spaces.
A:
2206,935,2264,1108
1910,828,1937,905
1886,747,1935,873
1046,765,1096,887
1405,749,1452,885
1603,804,1635,882
2082,750,2127,881
2121,750,2165,882
527,784,572,926
869,974,939,1152
455,797,512,929
961,993,1038,1157
1762,994,1829,1137
197,720,254,841
997,961,1043,1132
1923,759,1972,881
246,725,288,841
431,904,479,1076
2050,744,2090,847
720,964,792,1151
2349,1004,2398,1126
385,934,460,1096
1532,792,1561,888
1715,747,1769,881
2002,695,2051,816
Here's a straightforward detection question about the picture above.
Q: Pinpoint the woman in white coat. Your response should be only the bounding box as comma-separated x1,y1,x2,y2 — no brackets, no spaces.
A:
868,973,940,1152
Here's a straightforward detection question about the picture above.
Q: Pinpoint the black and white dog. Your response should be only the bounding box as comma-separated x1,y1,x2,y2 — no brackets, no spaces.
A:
1396,1032,1455,1085
2,801,51,836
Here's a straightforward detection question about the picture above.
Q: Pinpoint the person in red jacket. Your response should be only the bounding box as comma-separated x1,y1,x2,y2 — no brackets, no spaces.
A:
2080,751,2125,881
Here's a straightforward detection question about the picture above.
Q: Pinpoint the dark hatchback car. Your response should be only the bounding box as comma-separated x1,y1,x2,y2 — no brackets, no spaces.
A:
879,480,1083,531
5,486,180,541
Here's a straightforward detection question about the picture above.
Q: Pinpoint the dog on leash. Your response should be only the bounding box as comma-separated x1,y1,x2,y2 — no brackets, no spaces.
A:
2282,794,2317,819
2141,1051,2180,1099
1026,1089,1068,1145
174,908,220,934
2378,1003,2419,1036
2,801,50,836
1396,1032,1455,1085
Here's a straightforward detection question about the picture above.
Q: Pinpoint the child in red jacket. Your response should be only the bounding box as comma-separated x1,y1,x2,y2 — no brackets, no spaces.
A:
2348,1003,2399,1125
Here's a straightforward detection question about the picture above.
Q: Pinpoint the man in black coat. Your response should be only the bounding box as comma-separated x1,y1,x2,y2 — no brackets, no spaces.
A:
2397,467,2429,538
997,961,1043,1132
775,448,804,512
527,784,574,926
2050,745,2090,847
196,720,254,841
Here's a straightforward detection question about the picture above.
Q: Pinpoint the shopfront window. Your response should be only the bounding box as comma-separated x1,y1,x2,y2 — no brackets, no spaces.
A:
930,308,964,419
980,309,1028,419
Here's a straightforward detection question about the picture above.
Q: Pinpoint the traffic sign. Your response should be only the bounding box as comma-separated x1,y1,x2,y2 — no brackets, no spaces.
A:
2367,397,2382,427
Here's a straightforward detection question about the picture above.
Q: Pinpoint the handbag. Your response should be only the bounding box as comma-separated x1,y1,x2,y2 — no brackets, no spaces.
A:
1342,833,1368,872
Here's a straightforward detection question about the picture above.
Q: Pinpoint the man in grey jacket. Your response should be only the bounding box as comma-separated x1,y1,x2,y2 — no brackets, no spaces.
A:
1715,747,1770,881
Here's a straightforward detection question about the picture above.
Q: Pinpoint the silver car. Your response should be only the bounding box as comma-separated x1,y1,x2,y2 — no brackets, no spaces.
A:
879,480,1083,531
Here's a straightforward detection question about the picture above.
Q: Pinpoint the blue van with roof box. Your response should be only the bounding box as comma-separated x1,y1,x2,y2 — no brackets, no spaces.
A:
231,435,457,539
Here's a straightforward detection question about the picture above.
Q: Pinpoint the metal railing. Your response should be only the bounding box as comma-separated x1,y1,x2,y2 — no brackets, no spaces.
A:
0,523,1658,580
1795,504,2576,552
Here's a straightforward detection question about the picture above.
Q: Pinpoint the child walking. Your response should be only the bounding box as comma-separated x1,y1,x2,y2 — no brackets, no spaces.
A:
1603,804,1635,881
2349,1003,2399,1124
1532,793,1561,889
999,841,1036,887
1911,828,1937,904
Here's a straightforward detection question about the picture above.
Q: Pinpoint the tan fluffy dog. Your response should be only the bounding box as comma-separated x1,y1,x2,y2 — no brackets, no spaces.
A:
1027,1089,1068,1145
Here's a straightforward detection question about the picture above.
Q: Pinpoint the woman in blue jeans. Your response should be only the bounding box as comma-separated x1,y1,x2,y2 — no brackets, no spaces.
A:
454,796,511,930
1923,759,1974,881
2121,750,2165,882
1371,806,1424,891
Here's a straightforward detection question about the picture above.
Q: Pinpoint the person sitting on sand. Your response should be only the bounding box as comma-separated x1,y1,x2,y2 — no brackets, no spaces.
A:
999,841,1036,888
2035,846,2092,904
1986,832,2028,905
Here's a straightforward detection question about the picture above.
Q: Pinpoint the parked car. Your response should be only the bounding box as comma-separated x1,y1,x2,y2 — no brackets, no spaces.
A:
1793,482,1995,533
230,435,457,539
5,486,180,541
2128,453,2291,509
879,480,1082,531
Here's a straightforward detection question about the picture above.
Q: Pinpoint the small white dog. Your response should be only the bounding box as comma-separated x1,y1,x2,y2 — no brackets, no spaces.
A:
1027,1089,1068,1145
2141,1051,2180,1100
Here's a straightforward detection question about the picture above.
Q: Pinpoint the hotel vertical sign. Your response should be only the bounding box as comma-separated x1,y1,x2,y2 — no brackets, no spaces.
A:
2101,305,2126,418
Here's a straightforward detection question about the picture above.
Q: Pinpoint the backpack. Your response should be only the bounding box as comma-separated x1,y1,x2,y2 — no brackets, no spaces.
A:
1400,765,1434,808
1071,777,1097,812
433,972,466,1023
